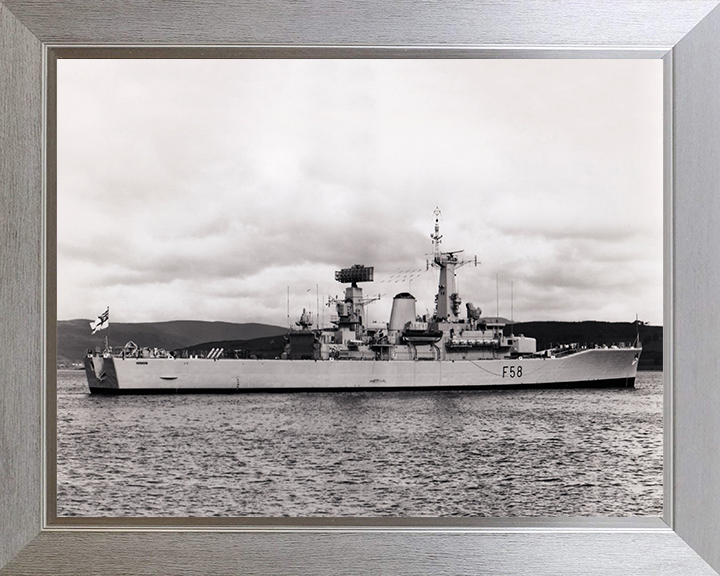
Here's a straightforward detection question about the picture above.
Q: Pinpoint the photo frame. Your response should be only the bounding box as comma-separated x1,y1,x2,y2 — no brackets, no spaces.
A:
2,1,720,574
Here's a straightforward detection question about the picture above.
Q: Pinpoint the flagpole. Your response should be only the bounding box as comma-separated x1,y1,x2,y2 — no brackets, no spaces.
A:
106,306,110,351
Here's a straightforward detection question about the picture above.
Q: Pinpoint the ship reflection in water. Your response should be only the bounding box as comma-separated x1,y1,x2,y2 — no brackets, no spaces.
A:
57,369,662,517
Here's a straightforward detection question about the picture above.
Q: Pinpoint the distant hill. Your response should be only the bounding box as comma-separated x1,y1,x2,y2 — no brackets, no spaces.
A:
180,334,286,359
59,319,663,371
56,320,287,367
180,320,663,369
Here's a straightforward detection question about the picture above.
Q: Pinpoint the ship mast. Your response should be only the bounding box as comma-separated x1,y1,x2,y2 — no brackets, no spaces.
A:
429,208,476,322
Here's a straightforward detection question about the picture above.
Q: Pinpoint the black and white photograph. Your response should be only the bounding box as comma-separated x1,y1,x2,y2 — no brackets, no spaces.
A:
56,58,663,517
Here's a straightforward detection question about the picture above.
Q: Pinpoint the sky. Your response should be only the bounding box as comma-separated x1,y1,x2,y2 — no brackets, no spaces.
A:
57,59,663,327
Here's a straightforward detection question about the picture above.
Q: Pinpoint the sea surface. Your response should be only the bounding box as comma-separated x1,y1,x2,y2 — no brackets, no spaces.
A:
56,370,663,517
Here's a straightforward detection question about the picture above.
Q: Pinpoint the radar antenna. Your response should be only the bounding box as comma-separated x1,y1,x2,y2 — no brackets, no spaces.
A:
329,264,379,333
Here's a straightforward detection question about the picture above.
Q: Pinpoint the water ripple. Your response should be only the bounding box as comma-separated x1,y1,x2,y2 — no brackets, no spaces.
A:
56,370,663,517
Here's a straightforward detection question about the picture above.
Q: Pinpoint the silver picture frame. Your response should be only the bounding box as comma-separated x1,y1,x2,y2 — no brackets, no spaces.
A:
2,1,720,574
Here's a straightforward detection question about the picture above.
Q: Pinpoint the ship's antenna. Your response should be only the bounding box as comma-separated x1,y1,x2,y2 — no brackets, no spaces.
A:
511,282,514,336
431,207,443,264
287,286,290,329
316,284,319,330
496,274,499,320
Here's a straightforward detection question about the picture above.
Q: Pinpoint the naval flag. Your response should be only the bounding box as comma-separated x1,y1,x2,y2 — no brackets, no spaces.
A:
90,307,109,334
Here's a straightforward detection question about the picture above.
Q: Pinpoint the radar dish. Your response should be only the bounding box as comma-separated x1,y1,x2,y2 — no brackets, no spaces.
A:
335,264,374,284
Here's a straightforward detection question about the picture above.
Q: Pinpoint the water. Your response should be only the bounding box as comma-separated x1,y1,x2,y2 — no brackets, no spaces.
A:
56,370,663,517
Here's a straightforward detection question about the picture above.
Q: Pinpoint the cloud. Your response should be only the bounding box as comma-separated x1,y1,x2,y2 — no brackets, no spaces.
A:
57,59,663,325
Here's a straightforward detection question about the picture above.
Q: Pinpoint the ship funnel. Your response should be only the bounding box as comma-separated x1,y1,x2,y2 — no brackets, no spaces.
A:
388,293,417,334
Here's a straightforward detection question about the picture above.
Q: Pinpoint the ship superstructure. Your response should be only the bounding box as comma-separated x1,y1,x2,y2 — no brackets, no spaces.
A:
284,209,537,364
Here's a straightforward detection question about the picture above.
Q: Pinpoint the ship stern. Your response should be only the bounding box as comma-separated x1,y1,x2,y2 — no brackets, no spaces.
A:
84,355,119,393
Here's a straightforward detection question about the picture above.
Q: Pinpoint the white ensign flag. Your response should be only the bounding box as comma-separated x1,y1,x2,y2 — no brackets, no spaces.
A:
90,307,109,334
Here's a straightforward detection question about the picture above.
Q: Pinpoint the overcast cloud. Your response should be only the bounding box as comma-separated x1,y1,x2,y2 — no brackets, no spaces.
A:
57,59,663,327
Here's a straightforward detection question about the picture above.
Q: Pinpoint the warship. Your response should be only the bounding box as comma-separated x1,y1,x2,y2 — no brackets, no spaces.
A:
84,211,641,394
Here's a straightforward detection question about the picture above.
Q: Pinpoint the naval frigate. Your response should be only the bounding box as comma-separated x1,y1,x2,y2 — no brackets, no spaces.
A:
84,210,641,393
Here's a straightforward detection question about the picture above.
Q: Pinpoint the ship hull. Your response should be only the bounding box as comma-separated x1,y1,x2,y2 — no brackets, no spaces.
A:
85,347,640,394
